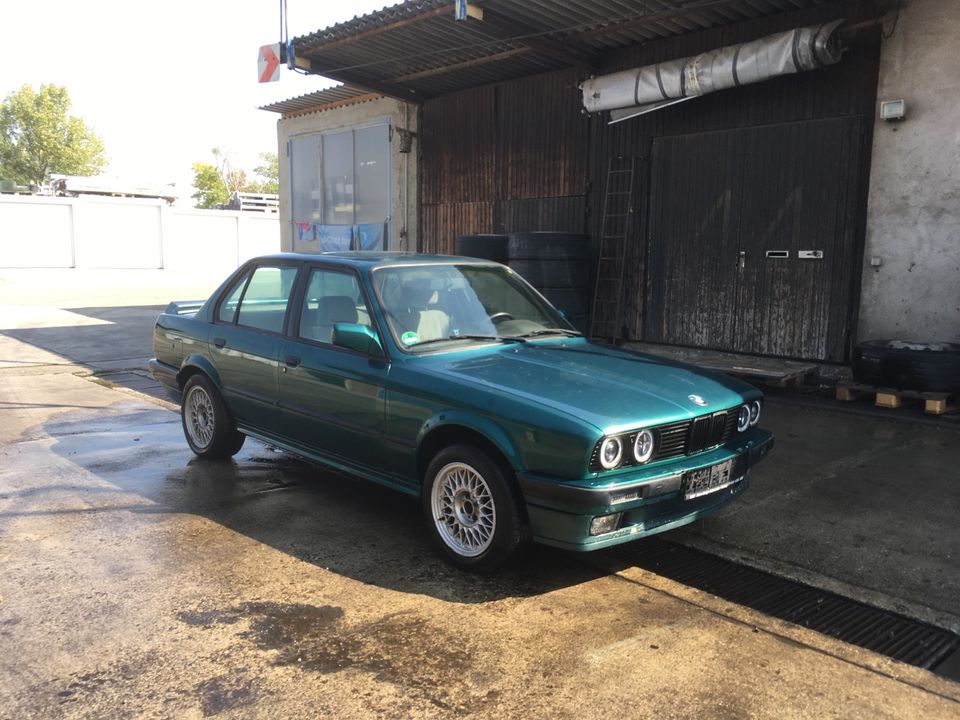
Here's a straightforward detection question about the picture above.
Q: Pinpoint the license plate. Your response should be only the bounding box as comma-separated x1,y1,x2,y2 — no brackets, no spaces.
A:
682,459,735,500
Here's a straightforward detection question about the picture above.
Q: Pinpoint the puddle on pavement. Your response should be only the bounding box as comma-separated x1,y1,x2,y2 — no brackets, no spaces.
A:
196,674,258,717
176,609,241,627
178,601,479,708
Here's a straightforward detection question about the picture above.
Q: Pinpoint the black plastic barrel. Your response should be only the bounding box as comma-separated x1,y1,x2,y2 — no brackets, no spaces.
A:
506,232,591,333
454,234,509,264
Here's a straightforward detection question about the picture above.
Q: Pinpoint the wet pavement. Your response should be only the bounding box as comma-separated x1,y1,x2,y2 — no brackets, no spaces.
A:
674,399,960,631
1,274,959,717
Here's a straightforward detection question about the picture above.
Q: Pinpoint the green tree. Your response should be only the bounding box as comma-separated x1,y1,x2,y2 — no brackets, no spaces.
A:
211,146,249,195
0,84,106,185
251,152,279,194
191,161,229,208
191,148,278,207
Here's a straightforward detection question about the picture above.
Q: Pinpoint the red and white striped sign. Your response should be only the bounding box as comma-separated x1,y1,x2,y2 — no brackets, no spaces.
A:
258,44,281,83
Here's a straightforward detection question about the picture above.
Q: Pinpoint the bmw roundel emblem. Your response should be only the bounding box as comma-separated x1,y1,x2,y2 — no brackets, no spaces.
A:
688,394,707,407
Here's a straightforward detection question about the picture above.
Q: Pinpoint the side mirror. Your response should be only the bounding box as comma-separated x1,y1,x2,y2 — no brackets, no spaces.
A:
333,323,384,356
556,308,570,319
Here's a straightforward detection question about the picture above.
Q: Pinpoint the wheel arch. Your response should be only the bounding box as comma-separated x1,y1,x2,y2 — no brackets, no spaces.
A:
177,354,223,391
416,419,525,509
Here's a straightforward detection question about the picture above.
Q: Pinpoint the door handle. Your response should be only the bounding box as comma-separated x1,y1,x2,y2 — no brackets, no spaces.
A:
737,251,746,270
213,337,226,349
283,354,301,368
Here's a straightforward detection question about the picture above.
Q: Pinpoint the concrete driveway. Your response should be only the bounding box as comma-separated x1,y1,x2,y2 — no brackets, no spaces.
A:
1,269,958,718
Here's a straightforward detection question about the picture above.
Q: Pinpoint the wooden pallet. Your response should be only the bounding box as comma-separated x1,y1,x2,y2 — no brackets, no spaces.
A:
622,343,819,388
836,381,956,415
727,364,818,389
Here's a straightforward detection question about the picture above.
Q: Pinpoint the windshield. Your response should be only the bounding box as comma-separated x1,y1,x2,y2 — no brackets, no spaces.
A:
372,263,576,352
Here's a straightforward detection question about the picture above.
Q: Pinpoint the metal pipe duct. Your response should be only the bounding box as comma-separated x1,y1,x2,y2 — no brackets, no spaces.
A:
581,20,845,123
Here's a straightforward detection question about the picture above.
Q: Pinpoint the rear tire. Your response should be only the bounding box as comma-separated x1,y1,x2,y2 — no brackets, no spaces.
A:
181,374,246,459
423,444,527,573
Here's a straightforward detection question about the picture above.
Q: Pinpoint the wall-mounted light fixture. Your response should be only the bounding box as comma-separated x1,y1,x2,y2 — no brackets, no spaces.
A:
880,99,906,121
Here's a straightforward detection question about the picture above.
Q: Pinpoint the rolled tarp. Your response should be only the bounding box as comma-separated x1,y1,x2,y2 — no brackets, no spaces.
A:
581,20,845,122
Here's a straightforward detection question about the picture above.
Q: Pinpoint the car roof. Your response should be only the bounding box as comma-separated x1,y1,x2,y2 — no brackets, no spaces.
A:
252,252,503,269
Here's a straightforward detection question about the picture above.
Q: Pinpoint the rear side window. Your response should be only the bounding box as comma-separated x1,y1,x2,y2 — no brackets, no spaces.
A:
218,272,249,324
235,265,298,334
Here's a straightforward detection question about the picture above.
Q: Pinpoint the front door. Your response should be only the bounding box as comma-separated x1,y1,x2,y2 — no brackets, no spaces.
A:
277,266,390,474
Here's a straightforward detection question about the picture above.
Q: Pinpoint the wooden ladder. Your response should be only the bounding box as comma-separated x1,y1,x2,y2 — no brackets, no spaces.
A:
589,156,636,341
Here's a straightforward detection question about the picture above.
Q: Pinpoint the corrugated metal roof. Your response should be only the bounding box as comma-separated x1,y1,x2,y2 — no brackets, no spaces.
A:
259,85,381,115
290,0,830,100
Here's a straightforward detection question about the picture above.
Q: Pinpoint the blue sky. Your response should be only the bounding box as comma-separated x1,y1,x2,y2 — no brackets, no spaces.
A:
0,0,388,197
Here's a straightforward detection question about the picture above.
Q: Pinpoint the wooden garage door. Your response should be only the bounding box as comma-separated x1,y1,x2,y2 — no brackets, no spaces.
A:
644,117,864,362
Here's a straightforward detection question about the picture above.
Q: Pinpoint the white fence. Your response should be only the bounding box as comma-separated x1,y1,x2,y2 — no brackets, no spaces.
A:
0,194,280,271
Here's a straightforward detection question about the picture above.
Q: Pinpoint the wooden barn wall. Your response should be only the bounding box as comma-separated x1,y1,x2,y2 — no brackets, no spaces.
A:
592,1,882,340
420,1,881,347
420,68,590,254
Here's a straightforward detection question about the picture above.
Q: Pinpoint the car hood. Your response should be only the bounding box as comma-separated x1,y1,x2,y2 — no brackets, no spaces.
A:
426,340,753,432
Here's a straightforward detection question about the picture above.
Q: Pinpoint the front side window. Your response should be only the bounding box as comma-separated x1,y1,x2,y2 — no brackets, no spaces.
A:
234,265,298,334
298,268,372,345
373,264,573,352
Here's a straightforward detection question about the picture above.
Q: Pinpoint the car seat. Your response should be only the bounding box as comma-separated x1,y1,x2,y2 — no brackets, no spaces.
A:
306,295,358,343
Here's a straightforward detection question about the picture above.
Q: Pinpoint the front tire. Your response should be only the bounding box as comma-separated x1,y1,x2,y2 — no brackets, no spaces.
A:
423,444,527,573
181,374,245,459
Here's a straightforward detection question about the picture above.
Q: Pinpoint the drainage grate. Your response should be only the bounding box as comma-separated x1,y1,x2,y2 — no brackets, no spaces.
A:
611,538,960,677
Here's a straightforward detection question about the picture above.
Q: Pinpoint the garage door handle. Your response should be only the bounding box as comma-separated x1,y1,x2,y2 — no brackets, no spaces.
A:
213,337,226,349
284,354,301,368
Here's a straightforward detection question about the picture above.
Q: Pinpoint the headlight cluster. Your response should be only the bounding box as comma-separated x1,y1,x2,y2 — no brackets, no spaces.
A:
737,399,762,432
598,429,657,470
592,401,763,472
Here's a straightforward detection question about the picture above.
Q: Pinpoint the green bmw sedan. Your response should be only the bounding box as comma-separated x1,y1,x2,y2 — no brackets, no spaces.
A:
150,253,773,572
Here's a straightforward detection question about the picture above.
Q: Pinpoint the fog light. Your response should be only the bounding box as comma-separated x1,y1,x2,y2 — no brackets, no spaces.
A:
589,513,622,536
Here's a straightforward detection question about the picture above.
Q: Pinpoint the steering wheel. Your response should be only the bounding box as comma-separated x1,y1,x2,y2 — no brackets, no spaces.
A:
489,312,514,324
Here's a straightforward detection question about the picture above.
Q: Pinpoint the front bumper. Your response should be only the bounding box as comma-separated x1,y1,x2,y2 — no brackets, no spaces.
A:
517,428,774,551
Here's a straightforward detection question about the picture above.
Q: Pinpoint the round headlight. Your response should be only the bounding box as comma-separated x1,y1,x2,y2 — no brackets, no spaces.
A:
749,399,762,425
599,436,623,469
633,429,655,464
737,405,751,432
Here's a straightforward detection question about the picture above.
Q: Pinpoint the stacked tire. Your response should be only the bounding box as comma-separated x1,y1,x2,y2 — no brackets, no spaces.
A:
851,340,960,393
507,232,591,334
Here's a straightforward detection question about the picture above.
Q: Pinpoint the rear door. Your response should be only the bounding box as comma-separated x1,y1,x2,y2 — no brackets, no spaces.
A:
210,262,300,433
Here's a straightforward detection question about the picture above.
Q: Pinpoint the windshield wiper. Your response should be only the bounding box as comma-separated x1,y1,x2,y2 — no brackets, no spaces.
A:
412,334,527,348
514,328,583,339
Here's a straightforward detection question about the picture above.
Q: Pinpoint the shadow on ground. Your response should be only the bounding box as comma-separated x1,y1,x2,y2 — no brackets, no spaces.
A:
41,406,615,603
1,305,169,398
